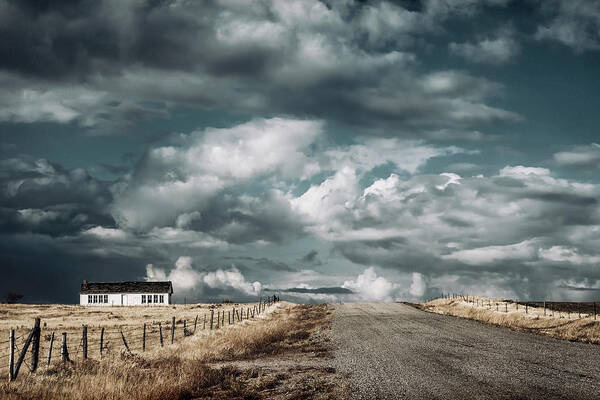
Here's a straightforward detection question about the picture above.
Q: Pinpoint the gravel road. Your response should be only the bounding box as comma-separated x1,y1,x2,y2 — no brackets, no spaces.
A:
330,302,600,400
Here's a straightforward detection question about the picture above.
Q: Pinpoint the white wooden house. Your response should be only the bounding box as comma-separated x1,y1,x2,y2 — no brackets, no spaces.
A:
79,280,173,306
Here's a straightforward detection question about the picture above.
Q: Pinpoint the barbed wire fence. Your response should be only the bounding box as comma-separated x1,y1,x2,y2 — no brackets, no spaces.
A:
434,293,598,320
3,295,280,382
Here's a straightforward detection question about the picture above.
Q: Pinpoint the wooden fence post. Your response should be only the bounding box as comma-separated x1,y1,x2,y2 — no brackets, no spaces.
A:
47,332,54,367
525,303,528,314
544,301,546,316
194,315,198,333
13,323,36,379
30,317,41,372
8,329,14,381
120,331,131,354
171,317,175,344
578,304,581,319
82,325,88,360
159,323,164,347
222,310,225,325
505,303,507,313
203,314,206,330
142,323,146,352
61,332,70,363
100,328,105,358
216,312,219,329
210,310,214,330
228,311,231,325
184,320,187,335
594,302,597,320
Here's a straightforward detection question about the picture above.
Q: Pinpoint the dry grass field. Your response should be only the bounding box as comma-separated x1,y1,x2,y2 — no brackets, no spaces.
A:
0,302,348,400
418,297,600,344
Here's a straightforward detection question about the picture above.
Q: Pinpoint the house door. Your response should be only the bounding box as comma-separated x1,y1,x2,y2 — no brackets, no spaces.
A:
121,294,126,305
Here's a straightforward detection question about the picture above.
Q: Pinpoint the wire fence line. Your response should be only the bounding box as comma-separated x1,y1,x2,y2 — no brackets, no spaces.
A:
4,296,280,382
437,293,599,320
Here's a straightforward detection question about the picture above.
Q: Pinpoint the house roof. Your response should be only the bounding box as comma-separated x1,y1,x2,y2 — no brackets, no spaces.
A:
80,281,173,294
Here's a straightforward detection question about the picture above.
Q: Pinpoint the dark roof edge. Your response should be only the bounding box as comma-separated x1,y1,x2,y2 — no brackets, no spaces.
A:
80,281,173,294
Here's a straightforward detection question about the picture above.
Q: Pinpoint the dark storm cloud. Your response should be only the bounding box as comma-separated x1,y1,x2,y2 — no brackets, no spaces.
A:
222,256,297,273
0,155,114,236
300,250,321,264
0,231,154,303
0,0,522,135
535,0,600,52
272,287,354,294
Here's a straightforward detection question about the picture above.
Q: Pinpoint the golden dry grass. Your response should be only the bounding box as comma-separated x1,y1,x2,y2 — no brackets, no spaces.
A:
420,297,600,344
0,302,261,363
0,302,347,400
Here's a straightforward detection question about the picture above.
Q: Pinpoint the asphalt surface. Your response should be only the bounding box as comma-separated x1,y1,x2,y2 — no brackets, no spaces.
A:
330,302,600,400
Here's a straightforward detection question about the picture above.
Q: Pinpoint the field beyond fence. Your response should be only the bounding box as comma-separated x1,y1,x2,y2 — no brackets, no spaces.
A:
1,296,279,382
419,294,600,344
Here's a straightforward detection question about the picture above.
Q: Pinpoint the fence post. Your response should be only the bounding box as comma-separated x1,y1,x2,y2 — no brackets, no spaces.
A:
61,332,70,362
47,332,54,367
525,303,528,314
578,304,581,319
222,310,225,326
505,303,507,313
30,317,40,372
203,314,206,330
159,323,164,347
13,323,36,379
595,302,597,320
120,331,131,354
216,312,219,329
100,327,105,358
194,315,198,333
544,301,546,316
184,320,187,335
228,310,231,325
8,329,14,381
171,317,175,344
142,323,146,352
210,310,214,330
82,325,88,360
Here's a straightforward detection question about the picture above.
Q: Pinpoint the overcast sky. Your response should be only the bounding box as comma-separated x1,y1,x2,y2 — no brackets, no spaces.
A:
2,0,600,304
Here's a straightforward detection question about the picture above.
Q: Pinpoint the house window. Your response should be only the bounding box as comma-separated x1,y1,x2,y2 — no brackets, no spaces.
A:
88,295,92,303
93,294,98,303
154,294,158,303
148,295,152,304
159,295,164,303
104,294,108,303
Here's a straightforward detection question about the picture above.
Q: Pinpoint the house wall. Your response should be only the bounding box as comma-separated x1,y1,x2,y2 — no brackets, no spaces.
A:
80,293,171,306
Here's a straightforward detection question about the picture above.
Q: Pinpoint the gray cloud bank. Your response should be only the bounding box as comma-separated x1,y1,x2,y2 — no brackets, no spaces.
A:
4,117,600,303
